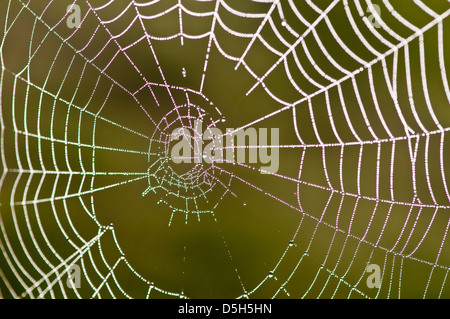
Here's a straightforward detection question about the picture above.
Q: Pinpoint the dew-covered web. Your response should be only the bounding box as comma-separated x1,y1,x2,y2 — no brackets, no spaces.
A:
0,0,450,299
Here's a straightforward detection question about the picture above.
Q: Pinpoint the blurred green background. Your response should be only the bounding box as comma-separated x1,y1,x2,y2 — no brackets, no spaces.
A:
0,0,449,299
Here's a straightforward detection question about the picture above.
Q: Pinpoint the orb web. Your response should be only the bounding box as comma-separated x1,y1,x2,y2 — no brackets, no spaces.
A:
0,0,450,299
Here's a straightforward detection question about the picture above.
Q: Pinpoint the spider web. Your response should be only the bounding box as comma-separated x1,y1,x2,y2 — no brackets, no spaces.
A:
0,0,449,299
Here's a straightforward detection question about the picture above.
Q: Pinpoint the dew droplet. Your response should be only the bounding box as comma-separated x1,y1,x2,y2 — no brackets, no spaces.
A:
281,19,287,27
182,67,187,78
289,240,294,247
268,271,274,278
